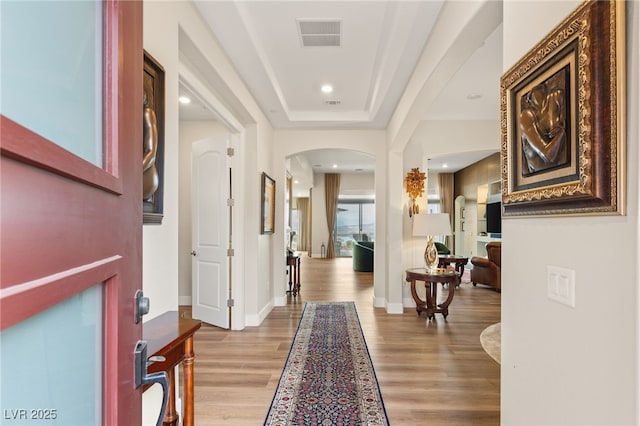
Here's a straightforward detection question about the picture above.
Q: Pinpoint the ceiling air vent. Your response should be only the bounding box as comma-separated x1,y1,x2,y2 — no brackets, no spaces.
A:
325,100,341,106
297,20,341,47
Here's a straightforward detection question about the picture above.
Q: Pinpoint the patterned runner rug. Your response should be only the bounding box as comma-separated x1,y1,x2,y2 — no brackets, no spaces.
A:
264,302,389,426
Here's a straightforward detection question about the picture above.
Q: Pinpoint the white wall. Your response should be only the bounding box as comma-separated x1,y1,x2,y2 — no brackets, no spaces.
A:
311,172,328,258
410,120,499,156
142,0,180,322
178,120,229,305
289,154,314,197
142,1,275,422
502,1,640,425
142,3,182,423
340,172,375,196
250,123,276,326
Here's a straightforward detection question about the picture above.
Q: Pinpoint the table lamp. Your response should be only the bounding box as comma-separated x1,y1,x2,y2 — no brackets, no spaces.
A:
412,213,452,271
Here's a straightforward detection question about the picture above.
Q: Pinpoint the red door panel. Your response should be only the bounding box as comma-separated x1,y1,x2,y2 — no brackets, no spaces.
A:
1,1,143,424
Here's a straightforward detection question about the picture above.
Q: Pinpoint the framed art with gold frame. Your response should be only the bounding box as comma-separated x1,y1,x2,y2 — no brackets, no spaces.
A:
261,172,276,234
500,0,625,217
143,50,165,224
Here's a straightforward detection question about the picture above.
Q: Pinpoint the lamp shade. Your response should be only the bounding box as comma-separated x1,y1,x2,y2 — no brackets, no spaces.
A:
412,213,452,237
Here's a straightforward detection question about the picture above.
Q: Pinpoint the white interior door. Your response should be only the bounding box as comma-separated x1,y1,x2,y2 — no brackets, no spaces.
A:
191,136,230,328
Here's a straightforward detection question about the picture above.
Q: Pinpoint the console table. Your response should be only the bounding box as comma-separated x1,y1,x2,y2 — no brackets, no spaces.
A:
286,254,301,296
144,311,202,426
406,268,459,320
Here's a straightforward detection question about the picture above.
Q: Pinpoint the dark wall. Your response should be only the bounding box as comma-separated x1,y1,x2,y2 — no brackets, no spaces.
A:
454,152,500,201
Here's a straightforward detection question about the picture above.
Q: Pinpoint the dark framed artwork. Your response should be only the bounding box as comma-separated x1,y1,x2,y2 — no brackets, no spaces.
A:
500,0,625,217
261,172,276,234
143,50,165,224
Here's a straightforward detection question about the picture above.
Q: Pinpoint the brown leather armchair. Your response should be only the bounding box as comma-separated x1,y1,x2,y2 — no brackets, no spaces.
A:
470,241,501,291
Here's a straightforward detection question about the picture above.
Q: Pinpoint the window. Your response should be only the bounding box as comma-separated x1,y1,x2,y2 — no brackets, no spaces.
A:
334,200,375,257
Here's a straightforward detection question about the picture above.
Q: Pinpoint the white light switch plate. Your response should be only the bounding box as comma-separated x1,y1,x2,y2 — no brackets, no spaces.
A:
547,265,575,307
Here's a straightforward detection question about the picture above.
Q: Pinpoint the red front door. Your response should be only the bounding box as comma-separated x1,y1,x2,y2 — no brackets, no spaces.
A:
1,1,143,424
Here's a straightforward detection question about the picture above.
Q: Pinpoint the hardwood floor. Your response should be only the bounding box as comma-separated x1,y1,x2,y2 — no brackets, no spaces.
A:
182,256,501,425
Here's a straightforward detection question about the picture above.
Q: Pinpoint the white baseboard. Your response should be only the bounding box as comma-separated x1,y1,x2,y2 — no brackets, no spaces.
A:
255,300,274,325
273,295,287,307
179,296,192,306
246,301,273,326
385,302,404,314
373,297,404,314
403,297,417,308
245,313,259,326
373,296,386,308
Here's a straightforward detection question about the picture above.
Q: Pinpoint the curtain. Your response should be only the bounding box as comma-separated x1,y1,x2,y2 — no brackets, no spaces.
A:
324,173,341,259
296,197,311,253
438,173,454,249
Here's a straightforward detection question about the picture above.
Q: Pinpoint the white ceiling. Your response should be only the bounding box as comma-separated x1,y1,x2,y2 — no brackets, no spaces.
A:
181,1,503,175
194,0,444,129
302,149,375,174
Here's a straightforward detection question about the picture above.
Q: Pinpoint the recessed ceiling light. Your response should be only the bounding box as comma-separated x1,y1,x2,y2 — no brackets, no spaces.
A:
442,163,449,168
332,164,338,169
178,96,191,104
294,180,299,184
321,84,333,94
466,93,483,100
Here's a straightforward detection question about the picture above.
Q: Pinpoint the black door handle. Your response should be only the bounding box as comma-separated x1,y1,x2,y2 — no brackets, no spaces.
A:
134,341,168,426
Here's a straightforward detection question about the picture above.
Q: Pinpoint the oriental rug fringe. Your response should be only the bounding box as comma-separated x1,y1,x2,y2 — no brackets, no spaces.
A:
264,302,389,426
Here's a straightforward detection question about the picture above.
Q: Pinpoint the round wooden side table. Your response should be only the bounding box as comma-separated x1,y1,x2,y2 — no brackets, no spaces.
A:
406,268,459,319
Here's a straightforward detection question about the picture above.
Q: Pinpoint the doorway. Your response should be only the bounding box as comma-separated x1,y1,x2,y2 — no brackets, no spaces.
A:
287,149,376,259
177,67,246,329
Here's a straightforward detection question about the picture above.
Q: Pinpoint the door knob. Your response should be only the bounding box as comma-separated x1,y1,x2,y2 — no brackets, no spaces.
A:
190,251,197,256
135,290,150,324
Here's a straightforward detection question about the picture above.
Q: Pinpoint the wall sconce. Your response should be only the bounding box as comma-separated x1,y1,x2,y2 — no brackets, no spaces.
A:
405,167,426,217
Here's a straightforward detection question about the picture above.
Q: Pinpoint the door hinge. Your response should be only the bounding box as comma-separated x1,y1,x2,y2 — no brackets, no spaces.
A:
227,248,234,257
227,198,234,206
227,299,235,308
227,147,235,157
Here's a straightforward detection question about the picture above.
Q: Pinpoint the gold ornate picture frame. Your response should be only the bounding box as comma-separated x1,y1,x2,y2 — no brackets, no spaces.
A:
261,172,276,234
500,0,625,217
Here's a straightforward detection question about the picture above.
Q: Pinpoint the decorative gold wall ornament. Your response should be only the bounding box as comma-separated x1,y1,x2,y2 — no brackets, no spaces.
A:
405,168,426,217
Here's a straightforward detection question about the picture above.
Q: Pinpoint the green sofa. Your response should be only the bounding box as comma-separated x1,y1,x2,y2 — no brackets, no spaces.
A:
352,241,374,272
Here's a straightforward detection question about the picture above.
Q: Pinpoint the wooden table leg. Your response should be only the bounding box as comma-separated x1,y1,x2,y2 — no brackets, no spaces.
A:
163,368,178,426
296,257,301,294
183,336,195,426
408,278,425,314
425,282,435,318
292,261,298,296
437,280,457,318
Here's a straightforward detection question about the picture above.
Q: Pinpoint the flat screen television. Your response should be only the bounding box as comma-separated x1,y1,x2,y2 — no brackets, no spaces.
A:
486,201,502,235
